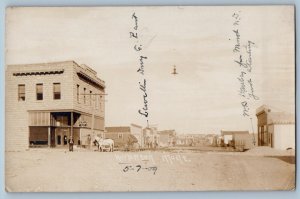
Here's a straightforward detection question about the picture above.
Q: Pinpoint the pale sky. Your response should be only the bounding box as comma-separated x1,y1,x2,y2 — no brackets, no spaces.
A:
5,6,295,134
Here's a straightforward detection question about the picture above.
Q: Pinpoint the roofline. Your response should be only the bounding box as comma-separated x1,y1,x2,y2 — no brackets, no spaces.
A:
130,123,143,128
7,60,106,87
7,60,77,68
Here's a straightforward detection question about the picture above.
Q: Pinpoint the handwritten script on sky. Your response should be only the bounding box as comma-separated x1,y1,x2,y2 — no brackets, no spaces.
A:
231,11,260,118
130,12,150,127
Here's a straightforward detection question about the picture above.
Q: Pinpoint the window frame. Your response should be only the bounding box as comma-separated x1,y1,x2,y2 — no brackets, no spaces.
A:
89,90,92,105
83,87,86,104
18,84,25,101
53,83,61,100
77,84,80,102
36,83,43,101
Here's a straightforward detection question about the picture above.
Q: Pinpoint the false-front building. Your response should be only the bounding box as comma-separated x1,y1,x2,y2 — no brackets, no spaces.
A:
5,61,105,151
256,105,295,150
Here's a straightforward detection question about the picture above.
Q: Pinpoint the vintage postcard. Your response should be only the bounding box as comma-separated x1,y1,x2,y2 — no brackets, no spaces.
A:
5,6,295,192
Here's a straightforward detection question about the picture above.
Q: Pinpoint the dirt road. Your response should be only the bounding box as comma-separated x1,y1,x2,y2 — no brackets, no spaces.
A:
5,148,295,192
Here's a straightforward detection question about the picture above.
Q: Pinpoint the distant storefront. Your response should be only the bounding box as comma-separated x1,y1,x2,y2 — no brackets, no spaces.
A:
143,126,159,149
221,131,253,150
256,105,295,150
158,130,176,147
104,124,142,148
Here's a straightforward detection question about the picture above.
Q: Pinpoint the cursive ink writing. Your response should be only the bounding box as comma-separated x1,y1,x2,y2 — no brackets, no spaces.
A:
134,44,142,51
234,40,255,73
129,13,138,39
137,56,147,75
237,71,247,98
123,164,157,175
244,40,255,72
234,54,252,73
232,12,241,26
247,78,259,100
232,29,241,53
231,11,259,117
241,101,250,117
132,12,138,30
130,12,150,124
138,79,149,117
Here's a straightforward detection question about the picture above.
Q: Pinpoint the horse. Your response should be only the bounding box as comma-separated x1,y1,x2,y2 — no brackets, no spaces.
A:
94,136,114,152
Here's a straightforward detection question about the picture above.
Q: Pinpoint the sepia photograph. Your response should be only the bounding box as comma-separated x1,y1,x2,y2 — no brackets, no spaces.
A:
4,6,295,192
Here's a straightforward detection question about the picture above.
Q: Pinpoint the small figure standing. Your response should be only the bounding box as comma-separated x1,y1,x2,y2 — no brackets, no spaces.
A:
69,138,74,152
64,135,68,145
87,134,92,149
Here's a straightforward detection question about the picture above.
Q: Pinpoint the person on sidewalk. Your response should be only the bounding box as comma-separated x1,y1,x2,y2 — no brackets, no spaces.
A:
69,138,74,152
87,134,92,150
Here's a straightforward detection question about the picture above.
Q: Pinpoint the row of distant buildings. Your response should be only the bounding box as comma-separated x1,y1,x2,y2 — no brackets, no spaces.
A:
102,125,176,149
81,104,296,151
5,61,295,151
203,105,295,151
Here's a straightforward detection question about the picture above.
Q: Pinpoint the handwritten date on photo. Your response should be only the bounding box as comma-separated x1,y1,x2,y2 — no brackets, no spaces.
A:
122,165,158,175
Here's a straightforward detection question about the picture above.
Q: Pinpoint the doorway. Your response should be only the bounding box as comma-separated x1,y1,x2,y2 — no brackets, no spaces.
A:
57,135,61,145
63,135,68,145
50,127,56,147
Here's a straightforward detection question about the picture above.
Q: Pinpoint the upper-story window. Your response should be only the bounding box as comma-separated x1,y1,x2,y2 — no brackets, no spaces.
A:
77,85,80,102
36,84,43,100
100,96,103,111
53,83,61,100
89,90,92,105
83,88,86,104
18,84,25,101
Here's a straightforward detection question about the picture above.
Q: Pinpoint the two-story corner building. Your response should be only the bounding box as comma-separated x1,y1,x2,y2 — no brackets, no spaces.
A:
256,105,295,150
5,61,105,151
